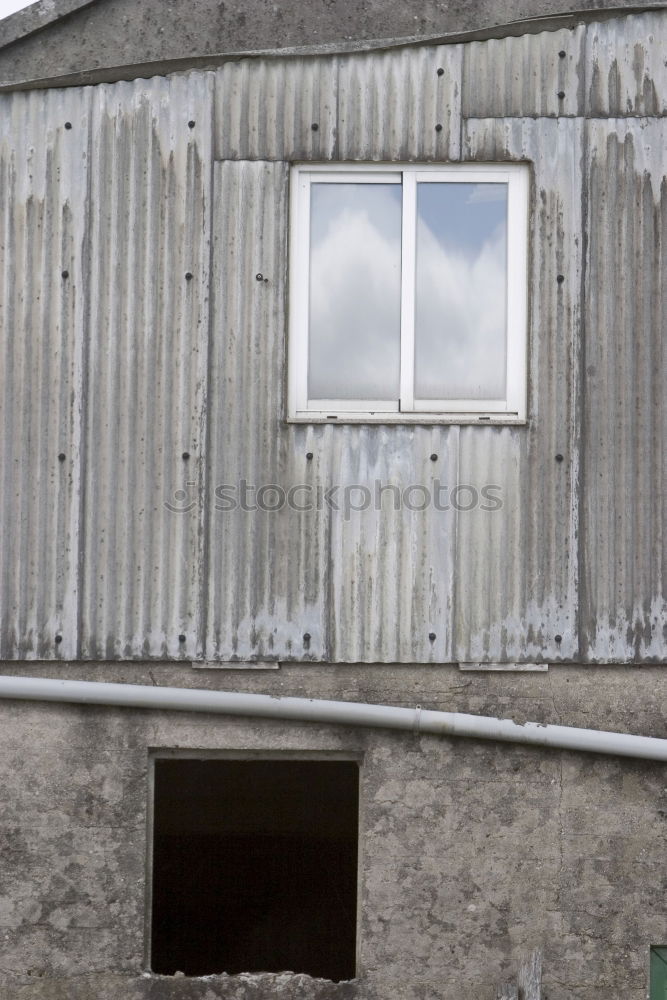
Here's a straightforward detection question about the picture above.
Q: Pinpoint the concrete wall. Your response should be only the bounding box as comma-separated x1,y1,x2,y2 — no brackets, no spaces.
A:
0,0,664,88
0,662,666,999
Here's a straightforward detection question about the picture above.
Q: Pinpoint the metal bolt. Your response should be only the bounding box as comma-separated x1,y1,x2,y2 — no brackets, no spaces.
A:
558,50,566,58
555,634,563,644
182,452,190,461
256,273,264,282
64,122,72,130
435,123,443,132
306,452,313,460
428,632,436,642
55,634,63,644
185,272,193,281
303,632,311,644
557,90,566,100
557,274,565,284
178,633,186,643
58,453,66,462
555,453,564,462
311,123,319,131
188,120,196,129
430,453,438,462
61,270,69,279
437,67,445,76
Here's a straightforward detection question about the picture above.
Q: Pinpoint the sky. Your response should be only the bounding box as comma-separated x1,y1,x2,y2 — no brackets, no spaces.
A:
0,0,39,19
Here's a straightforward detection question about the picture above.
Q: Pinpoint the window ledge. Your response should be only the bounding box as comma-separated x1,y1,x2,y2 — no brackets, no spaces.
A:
286,414,528,426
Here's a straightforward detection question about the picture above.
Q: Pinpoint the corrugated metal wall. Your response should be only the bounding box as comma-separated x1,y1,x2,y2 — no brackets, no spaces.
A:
0,12,664,663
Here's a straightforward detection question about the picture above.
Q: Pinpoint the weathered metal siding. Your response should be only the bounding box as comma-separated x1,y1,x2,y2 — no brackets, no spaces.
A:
215,57,337,161
336,44,462,161
581,118,666,662
586,12,667,116
462,26,586,119
205,160,331,661
455,118,583,663
79,73,214,659
1,11,666,664
0,87,90,660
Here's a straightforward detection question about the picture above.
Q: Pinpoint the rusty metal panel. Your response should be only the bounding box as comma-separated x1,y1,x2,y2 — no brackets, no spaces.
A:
328,426,458,663
462,26,585,119
586,12,667,117
582,118,666,662
0,87,91,660
455,118,583,663
215,57,337,161
336,44,462,161
79,72,214,660
205,160,331,662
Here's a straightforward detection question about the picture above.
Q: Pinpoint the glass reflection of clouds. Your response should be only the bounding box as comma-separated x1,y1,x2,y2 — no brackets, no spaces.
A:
308,184,402,401
415,183,508,400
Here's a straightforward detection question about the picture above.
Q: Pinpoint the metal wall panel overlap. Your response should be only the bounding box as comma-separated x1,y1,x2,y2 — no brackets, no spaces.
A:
215,57,337,161
0,87,91,660
79,72,214,660
586,12,667,116
205,160,331,661
581,118,666,661
456,118,583,663
462,26,585,119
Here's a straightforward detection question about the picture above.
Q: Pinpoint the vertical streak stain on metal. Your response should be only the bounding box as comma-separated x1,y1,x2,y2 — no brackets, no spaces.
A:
586,12,667,117
206,161,331,661
328,425,458,664
80,72,214,660
582,119,666,661
0,87,90,660
457,118,583,663
215,57,337,161
462,26,586,119
336,44,463,161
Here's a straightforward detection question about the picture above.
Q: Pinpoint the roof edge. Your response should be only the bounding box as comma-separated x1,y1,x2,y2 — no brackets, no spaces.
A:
0,0,101,50
0,3,666,93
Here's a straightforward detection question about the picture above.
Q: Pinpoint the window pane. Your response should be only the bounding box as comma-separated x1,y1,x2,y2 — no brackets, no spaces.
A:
308,183,401,401
414,182,508,400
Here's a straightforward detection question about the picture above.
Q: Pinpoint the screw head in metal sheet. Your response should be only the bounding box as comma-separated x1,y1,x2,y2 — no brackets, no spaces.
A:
188,120,196,128
311,123,319,131
64,122,72,130
435,123,443,132
303,632,311,643
55,634,63,644
61,270,69,279
178,634,186,643
428,632,436,642
430,453,438,462
182,452,190,461
185,272,193,281
58,453,66,462
437,67,444,76
306,452,313,460
555,634,563,644
558,50,566,58
557,90,566,100
256,273,264,281
555,453,564,462
557,274,564,283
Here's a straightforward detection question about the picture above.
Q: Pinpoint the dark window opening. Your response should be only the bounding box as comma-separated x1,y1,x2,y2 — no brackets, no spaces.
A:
151,758,359,981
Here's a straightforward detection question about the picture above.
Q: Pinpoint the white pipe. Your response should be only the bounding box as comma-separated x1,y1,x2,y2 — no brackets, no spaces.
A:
0,674,666,761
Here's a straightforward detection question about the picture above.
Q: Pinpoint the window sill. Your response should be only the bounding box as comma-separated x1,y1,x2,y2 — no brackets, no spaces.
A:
286,413,528,426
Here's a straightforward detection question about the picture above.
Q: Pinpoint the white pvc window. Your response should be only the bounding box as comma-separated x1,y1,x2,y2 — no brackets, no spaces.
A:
288,163,529,422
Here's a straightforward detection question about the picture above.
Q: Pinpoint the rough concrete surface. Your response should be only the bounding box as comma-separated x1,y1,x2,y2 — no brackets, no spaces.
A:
0,0,663,86
0,663,665,999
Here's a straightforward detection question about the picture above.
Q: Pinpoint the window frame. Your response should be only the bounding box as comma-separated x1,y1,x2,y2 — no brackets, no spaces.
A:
287,161,530,424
